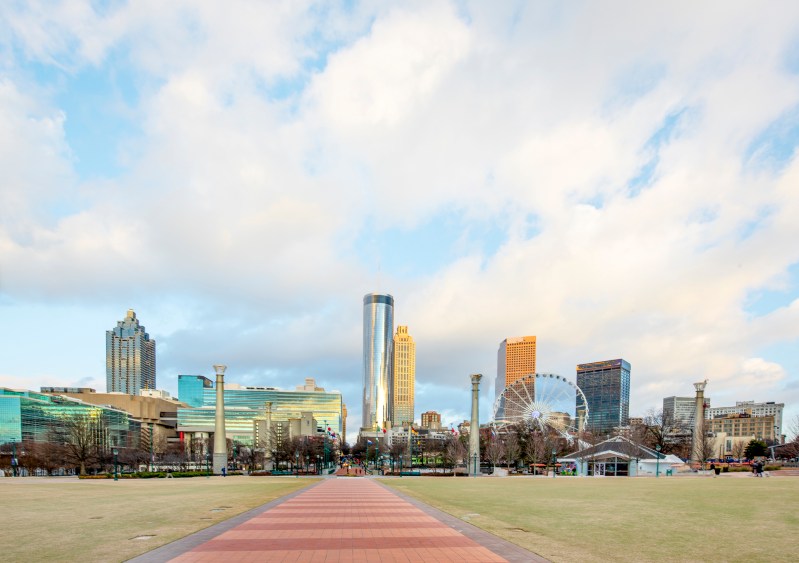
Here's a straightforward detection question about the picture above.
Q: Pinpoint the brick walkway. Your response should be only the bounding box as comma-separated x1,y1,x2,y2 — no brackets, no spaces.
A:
134,478,546,562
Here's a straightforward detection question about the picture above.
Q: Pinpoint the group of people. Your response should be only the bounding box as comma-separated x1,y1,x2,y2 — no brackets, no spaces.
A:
751,460,766,477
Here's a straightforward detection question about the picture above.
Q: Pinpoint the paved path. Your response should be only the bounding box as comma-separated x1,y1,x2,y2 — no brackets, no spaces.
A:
132,478,546,562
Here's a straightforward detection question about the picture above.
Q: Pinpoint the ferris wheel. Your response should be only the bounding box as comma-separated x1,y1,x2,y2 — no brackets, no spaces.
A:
492,373,589,441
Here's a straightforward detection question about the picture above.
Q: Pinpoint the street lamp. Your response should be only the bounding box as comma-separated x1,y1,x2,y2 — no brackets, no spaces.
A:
205,452,210,478
295,451,299,478
552,448,557,479
149,422,154,472
113,448,119,481
656,444,661,478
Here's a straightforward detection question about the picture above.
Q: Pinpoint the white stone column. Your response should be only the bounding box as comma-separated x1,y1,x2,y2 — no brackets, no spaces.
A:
213,364,228,474
692,380,708,463
469,374,482,477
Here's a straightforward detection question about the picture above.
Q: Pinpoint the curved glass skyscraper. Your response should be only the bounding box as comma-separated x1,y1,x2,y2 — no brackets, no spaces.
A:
362,293,394,430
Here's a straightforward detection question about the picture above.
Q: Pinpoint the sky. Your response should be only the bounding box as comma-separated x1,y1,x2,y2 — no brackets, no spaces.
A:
1,1,799,440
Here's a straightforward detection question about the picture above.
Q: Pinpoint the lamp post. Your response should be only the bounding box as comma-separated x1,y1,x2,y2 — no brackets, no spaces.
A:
205,452,210,478
295,451,299,478
149,422,154,472
656,444,661,478
552,448,557,479
113,448,119,481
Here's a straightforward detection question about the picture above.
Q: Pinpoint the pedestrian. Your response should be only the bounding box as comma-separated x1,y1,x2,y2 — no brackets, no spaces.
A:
710,462,716,477
756,461,763,477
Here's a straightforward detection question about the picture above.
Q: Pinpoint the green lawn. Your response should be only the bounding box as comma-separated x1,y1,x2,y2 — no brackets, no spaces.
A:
0,476,316,562
383,476,799,562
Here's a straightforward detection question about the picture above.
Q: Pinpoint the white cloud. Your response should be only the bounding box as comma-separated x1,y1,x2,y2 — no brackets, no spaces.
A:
1,1,799,430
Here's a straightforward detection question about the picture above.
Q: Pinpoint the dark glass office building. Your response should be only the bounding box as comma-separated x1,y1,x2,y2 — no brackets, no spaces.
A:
576,359,630,435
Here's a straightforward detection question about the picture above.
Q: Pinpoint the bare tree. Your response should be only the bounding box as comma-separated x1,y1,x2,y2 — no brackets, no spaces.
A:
693,419,715,470
504,431,521,472
389,440,406,473
485,432,504,472
731,439,747,462
442,434,466,474
518,425,550,474
58,414,105,475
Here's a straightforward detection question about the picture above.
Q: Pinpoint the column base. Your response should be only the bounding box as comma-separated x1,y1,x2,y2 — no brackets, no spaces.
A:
213,452,228,474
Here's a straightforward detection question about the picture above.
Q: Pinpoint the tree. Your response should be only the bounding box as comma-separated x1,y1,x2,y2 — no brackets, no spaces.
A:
59,413,104,476
389,440,406,473
693,419,715,469
744,439,768,460
504,431,521,472
730,439,747,461
642,408,688,454
485,432,504,472
521,427,549,471
442,434,466,473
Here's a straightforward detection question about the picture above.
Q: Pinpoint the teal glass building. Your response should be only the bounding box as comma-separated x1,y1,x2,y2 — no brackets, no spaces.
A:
0,388,141,448
177,377,343,445
178,375,213,407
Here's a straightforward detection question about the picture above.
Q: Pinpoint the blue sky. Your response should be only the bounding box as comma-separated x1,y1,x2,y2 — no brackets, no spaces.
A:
1,1,799,439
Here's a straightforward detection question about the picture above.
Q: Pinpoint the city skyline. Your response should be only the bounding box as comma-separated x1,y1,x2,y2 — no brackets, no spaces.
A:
1,3,798,434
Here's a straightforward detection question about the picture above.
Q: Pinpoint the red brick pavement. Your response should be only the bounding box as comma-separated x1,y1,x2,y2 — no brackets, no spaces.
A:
170,479,508,562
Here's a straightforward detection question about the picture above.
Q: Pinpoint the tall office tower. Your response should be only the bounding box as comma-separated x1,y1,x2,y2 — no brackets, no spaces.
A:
576,359,631,435
663,395,711,429
494,336,537,419
362,293,394,430
106,309,156,394
392,325,415,427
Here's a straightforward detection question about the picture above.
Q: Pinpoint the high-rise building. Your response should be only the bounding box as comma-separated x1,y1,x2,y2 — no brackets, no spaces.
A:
494,336,536,419
392,325,415,427
576,359,630,435
362,293,394,430
421,410,441,430
106,309,156,394
663,395,711,428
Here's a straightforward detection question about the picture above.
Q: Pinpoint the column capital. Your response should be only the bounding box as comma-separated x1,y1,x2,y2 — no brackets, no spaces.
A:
213,364,227,376
470,373,483,385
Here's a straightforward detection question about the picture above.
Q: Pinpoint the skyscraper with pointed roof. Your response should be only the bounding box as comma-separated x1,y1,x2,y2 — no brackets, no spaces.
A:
106,309,156,394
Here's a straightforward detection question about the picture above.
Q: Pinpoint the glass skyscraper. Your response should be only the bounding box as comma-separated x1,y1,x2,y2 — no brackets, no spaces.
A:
106,309,156,394
576,359,631,435
362,293,394,430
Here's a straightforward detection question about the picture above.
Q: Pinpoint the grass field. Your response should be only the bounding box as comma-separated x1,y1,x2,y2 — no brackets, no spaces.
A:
383,476,799,562
0,476,315,562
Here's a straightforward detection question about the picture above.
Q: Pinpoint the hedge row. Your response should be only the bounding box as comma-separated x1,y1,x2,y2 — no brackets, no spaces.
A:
79,471,212,479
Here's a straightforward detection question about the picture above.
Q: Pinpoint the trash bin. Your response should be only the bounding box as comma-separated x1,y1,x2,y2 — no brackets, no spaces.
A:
714,467,721,476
